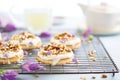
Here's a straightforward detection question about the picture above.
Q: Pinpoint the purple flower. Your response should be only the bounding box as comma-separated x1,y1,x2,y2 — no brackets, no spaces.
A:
24,51,28,55
20,32,24,35
29,42,33,45
39,32,51,38
19,39,22,43
4,23,16,32
60,38,67,43
21,60,46,72
0,21,1,27
2,43,7,47
4,54,8,58
5,37,10,41
72,34,75,38
82,28,92,37
72,58,79,63
47,51,52,55
1,70,18,80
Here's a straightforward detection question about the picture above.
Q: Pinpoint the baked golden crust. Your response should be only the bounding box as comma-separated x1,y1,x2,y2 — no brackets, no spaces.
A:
36,55,71,65
0,53,24,64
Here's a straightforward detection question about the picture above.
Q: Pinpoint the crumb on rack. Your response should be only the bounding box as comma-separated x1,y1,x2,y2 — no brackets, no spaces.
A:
90,57,96,61
80,76,87,80
28,53,33,56
72,58,79,64
81,38,84,42
101,74,107,78
88,50,96,57
34,74,40,77
88,35,94,40
91,76,96,79
86,40,91,44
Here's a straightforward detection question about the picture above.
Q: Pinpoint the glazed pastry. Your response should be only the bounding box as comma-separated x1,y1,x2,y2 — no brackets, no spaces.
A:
10,32,42,50
0,40,24,64
36,42,74,65
51,32,81,50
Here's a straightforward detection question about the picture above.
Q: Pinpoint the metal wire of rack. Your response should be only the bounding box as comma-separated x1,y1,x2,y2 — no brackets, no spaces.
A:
0,30,119,76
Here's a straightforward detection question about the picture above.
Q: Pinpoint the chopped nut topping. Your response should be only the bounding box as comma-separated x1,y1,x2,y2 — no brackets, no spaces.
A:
101,74,107,78
11,32,35,40
54,32,74,41
42,42,72,55
0,41,21,53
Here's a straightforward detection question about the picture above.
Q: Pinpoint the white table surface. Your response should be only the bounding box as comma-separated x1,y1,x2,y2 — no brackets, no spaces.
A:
15,34,120,80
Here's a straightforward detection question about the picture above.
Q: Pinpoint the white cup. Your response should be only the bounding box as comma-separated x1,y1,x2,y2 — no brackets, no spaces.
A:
24,8,52,34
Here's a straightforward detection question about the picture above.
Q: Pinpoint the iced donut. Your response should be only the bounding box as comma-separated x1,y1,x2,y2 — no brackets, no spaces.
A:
51,32,81,50
0,40,24,64
36,42,74,65
10,32,42,50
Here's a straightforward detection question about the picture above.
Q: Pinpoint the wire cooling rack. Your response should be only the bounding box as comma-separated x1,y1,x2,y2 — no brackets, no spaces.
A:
0,30,119,76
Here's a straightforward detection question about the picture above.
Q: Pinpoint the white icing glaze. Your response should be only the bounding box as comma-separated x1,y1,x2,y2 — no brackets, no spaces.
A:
14,37,41,48
38,51,74,65
0,49,23,58
21,37,41,47
51,37,80,45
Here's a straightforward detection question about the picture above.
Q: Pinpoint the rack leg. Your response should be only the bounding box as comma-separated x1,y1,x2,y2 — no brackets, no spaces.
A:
112,73,115,77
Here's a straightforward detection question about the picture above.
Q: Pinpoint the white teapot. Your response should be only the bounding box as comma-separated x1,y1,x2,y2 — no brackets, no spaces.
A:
79,2,120,35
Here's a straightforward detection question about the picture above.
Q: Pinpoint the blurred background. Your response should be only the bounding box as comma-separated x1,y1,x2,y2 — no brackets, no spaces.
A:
0,0,120,34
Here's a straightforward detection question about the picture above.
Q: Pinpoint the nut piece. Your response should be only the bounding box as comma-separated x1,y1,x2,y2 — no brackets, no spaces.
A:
91,76,96,79
81,38,84,42
88,50,96,57
80,76,87,80
101,74,107,78
90,57,96,61
86,40,91,44
34,74,40,77
92,50,96,54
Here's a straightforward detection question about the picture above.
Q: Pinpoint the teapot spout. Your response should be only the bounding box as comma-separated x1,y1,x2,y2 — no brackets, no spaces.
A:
78,3,87,14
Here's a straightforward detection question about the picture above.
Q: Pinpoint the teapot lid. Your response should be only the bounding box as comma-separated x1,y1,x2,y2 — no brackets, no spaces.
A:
89,3,120,13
